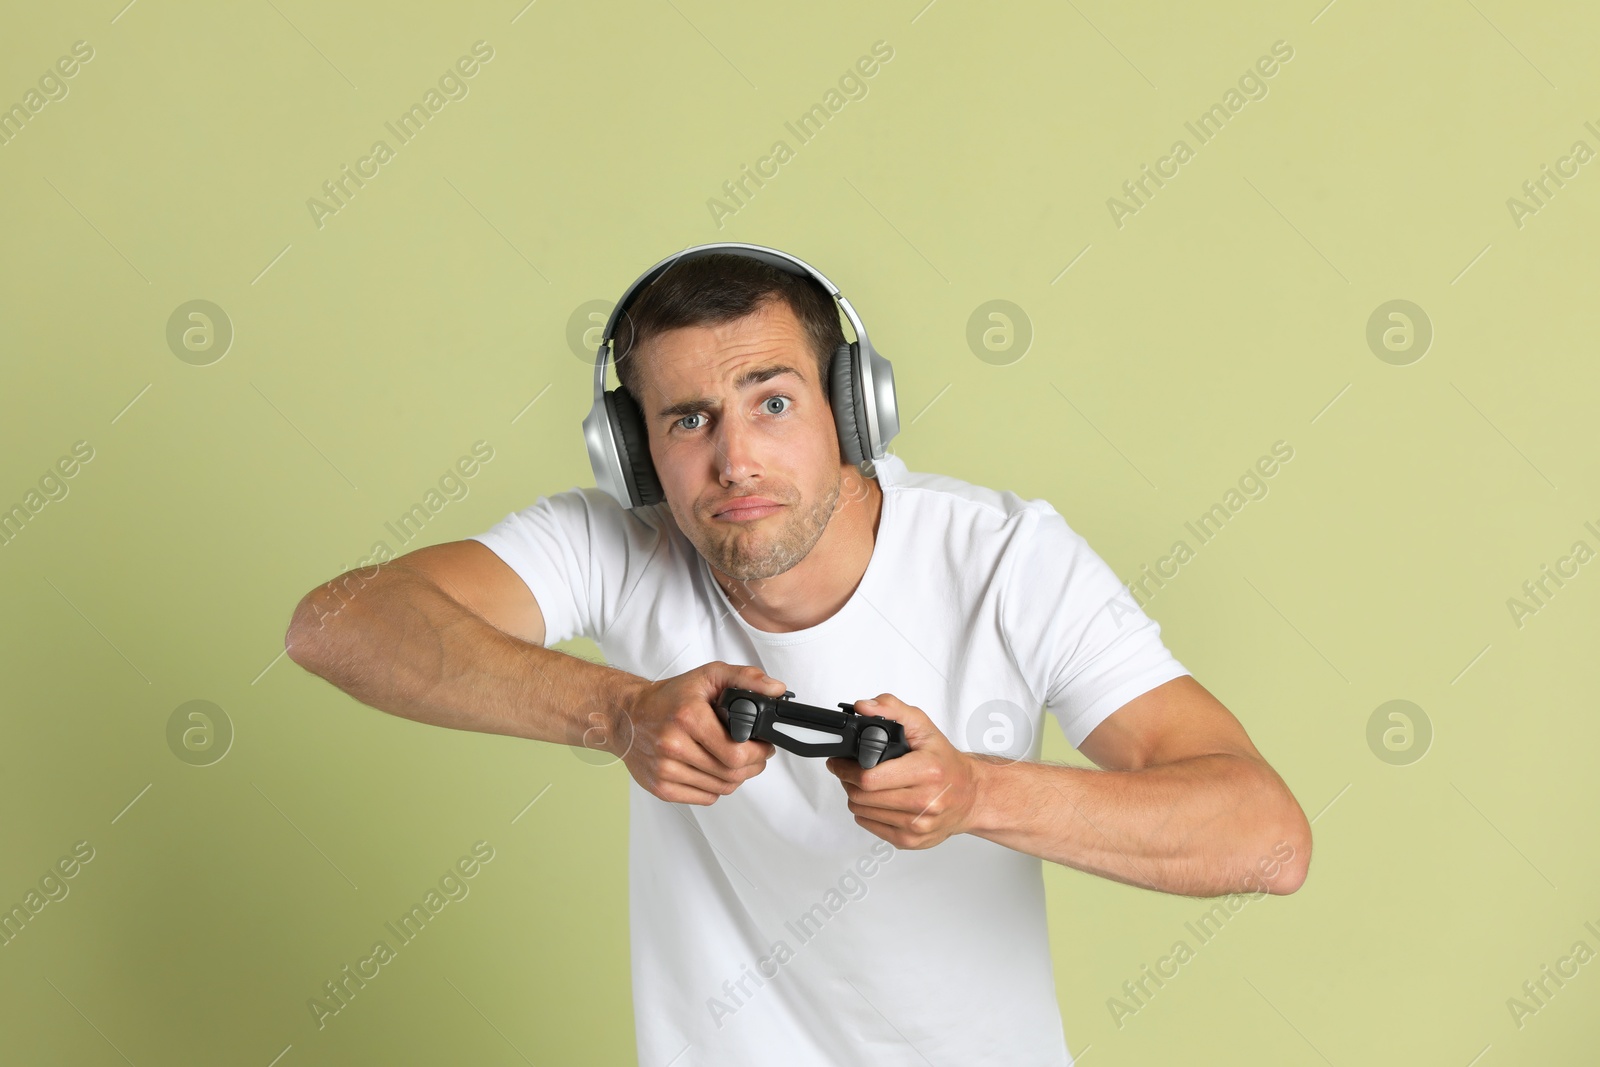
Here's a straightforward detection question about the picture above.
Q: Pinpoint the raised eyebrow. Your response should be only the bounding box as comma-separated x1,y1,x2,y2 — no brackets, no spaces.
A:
655,364,805,422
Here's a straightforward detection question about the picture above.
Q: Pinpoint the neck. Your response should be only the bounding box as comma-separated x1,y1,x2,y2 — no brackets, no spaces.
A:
714,472,883,633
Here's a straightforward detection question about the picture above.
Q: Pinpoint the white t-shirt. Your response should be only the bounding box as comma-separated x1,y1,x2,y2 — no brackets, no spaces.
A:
470,452,1189,1066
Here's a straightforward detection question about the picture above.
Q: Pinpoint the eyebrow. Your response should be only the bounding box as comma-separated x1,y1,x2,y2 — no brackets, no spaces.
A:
655,364,806,421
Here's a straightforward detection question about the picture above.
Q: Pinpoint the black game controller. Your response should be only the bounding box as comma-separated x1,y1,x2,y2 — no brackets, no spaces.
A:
715,688,910,769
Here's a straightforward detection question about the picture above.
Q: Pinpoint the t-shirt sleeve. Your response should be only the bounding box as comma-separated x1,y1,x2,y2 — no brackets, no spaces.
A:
998,503,1191,749
466,486,661,647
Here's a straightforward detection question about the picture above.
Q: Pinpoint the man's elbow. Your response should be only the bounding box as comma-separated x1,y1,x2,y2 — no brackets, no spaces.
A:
1237,762,1312,895
284,589,337,672
1265,805,1312,895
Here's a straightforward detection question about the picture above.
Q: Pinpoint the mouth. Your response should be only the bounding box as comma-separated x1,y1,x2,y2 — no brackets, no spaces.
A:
713,497,783,522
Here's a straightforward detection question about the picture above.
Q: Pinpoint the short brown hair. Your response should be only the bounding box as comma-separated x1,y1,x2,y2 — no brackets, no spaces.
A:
611,253,847,409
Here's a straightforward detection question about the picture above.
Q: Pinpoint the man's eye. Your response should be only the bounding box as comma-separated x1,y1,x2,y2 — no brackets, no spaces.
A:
763,395,792,415
677,413,706,432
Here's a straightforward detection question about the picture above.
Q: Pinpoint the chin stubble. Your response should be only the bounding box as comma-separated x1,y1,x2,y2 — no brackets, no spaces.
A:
703,474,842,583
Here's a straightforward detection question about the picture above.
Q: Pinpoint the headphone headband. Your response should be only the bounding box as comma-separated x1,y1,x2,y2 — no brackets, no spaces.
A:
582,242,898,509
593,242,871,398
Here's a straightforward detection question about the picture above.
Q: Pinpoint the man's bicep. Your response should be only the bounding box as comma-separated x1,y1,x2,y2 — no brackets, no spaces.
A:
393,540,548,647
1076,674,1264,773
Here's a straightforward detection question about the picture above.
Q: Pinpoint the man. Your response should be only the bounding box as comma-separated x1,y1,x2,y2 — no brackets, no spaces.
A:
284,249,1311,1066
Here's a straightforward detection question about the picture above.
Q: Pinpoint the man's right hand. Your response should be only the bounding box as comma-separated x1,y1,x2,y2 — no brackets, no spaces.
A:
607,662,787,806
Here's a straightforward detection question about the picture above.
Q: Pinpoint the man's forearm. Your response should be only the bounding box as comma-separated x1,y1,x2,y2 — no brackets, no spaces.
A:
964,753,1310,897
285,567,642,751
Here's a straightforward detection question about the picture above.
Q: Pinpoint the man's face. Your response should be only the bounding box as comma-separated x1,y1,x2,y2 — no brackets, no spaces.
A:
630,298,842,584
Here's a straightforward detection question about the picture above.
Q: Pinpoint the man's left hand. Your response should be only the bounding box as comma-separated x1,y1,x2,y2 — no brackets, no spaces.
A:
825,694,982,850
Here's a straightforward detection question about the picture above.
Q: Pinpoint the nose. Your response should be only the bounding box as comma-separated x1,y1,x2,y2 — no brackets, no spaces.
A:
713,410,761,485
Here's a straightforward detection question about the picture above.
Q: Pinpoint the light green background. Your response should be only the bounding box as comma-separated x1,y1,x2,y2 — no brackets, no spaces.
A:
3,1,1598,1064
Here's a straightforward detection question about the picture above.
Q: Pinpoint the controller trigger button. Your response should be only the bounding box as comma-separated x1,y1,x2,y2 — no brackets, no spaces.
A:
728,697,758,743
858,725,888,769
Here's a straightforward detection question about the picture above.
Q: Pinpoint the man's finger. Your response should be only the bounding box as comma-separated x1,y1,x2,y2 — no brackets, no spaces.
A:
742,665,787,695
827,753,924,791
704,729,777,771
846,798,920,826
688,708,776,772
658,781,723,807
719,664,786,700
656,717,762,784
840,783,930,814
659,757,746,797
857,695,941,750
851,811,899,838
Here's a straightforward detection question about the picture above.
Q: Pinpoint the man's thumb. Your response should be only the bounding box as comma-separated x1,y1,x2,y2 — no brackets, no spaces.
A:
716,662,784,697
734,664,786,696
860,695,934,747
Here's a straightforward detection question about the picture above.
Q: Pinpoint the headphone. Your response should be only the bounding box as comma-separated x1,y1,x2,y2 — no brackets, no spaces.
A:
582,242,900,510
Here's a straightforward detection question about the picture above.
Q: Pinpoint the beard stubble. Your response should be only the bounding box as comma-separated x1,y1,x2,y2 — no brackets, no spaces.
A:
687,468,843,584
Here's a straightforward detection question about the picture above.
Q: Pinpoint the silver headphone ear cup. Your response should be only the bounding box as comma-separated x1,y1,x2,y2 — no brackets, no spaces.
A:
828,342,867,466
605,387,664,507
